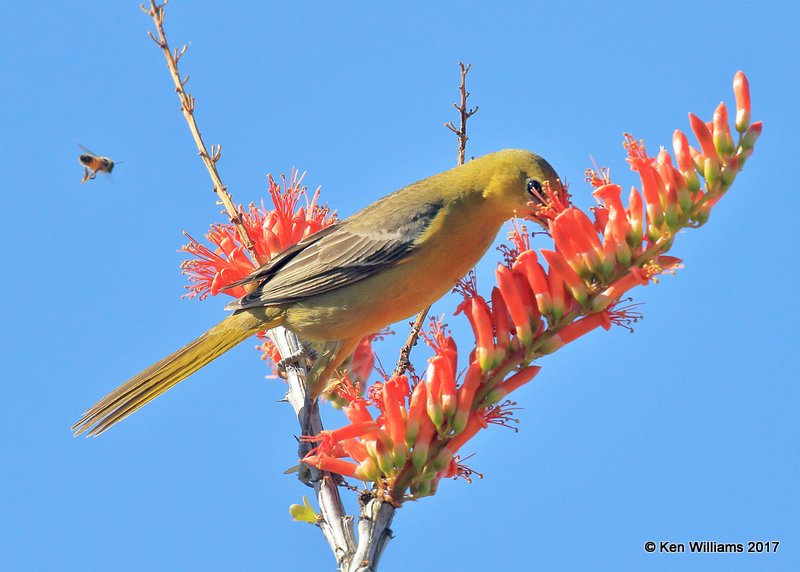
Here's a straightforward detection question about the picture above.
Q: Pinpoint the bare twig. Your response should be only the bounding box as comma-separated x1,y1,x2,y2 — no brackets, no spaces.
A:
141,0,255,255
141,2,357,568
443,62,478,166
392,61,477,378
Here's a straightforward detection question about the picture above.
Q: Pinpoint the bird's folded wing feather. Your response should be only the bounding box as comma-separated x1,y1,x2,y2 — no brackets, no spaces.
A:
225,198,445,310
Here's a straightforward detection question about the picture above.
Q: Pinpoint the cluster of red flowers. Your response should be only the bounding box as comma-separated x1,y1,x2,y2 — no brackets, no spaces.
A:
181,170,337,300
179,171,386,379
300,71,760,500
303,319,529,498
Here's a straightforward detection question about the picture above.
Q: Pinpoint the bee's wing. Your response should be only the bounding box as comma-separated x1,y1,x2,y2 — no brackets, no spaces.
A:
77,143,98,156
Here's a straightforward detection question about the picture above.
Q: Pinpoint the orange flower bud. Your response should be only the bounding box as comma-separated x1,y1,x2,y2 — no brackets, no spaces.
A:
405,381,427,446
713,102,735,157
741,121,762,151
411,412,438,471
672,130,693,173
689,113,718,162
452,362,484,435
491,287,512,351
733,70,751,133
626,186,644,251
456,295,499,372
425,359,444,429
382,376,407,457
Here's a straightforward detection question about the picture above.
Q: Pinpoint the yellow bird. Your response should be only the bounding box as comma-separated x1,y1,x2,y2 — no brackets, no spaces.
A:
73,149,561,436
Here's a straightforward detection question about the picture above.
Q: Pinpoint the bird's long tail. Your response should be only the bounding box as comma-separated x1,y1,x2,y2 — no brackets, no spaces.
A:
73,310,277,437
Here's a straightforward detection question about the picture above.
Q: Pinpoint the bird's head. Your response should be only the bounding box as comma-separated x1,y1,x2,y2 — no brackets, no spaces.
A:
476,149,567,227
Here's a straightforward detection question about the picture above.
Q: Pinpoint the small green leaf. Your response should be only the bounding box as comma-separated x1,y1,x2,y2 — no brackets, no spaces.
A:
289,496,319,524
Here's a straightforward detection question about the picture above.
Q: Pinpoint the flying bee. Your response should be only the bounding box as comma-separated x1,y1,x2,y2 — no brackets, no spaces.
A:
78,145,122,183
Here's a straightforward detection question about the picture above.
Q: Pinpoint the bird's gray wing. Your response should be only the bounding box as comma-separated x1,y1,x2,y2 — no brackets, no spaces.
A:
225,198,444,310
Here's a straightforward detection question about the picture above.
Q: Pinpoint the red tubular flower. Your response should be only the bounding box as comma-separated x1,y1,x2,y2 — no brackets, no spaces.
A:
689,113,719,165
713,102,735,157
422,318,457,372
374,431,396,475
733,71,751,133
425,358,444,428
672,130,694,173
382,376,408,466
540,311,612,354
514,271,541,332
566,208,604,255
547,266,567,322
513,250,553,317
456,295,500,372
495,265,534,344
689,145,705,173
436,354,458,420
625,187,644,251
348,335,376,386
591,267,649,311
671,132,699,208
339,382,376,427
592,184,625,226
635,162,666,235
741,121,762,154
551,209,604,277
411,410,438,471
491,287,512,352
486,365,541,404
303,455,365,480
593,184,632,268
541,249,588,306
656,151,688,230
405,381,427,446
340,438,369,463
590,206,609,234
303,421,379,455
452,361,484,435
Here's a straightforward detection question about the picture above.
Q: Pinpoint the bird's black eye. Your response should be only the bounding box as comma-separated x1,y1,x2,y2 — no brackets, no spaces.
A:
527,179,543,196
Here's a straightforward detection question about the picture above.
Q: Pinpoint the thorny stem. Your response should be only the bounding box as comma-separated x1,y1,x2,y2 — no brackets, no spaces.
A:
141,0,255,255
141,2,363,569
393,62,477,378
267,328,358,567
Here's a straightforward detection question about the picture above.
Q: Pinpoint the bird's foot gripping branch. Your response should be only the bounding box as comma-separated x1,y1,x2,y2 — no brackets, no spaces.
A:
179,72,759,507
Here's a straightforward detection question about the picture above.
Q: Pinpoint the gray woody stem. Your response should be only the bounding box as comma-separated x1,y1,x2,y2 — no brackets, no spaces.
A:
267,327,395,571
266,327,356,565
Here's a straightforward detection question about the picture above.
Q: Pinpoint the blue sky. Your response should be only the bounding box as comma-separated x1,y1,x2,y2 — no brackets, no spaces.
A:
1,1,798,570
